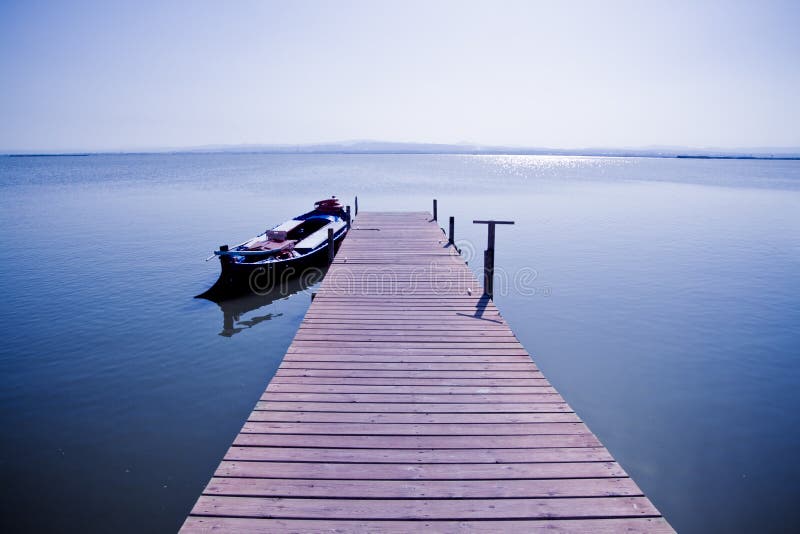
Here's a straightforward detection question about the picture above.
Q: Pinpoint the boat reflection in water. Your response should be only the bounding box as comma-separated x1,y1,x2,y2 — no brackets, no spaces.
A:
198,267,326,337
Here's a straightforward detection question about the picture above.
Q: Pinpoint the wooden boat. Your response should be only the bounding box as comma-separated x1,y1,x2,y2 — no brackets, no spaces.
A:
199,197,348,298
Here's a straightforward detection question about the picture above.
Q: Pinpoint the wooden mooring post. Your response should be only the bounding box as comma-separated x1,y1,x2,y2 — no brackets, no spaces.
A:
327,228,334,264
432,199,437,221
354,196,358,216
448,216,455,246
473,219,514,298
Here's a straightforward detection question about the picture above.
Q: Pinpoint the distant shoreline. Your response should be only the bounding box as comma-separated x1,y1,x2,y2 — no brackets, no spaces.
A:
7,153,91,157
4,151,799,161
3,140,800,160
674,155,800,161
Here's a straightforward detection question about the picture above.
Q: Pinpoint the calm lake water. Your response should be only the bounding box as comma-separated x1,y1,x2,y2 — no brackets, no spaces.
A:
1,154,798,532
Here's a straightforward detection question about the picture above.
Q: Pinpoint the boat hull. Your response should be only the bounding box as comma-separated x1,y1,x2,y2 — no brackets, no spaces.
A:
199,230,345,299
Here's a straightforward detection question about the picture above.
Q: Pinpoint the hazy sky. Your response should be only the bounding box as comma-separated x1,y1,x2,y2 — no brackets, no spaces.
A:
1,0,798,151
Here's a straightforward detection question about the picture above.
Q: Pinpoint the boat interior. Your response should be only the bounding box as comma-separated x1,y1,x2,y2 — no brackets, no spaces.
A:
235,214,346,263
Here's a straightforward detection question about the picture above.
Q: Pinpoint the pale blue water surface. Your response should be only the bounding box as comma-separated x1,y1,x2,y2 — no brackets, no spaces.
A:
0,154,798,532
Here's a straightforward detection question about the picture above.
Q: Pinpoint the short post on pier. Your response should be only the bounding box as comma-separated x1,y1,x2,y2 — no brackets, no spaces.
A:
354,196,358,216
433,199,437,221
346,205,351,224
327,228,335,264
473,219,515,298
448,216,455,246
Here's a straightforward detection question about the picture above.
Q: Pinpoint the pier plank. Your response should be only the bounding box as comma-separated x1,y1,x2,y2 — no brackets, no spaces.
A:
190,495,659,519
239,421,589,435
213,460,626,479
253,401,574,413
203,476,643,498
182,517,674,533
245,411,580,423
222,446,612,463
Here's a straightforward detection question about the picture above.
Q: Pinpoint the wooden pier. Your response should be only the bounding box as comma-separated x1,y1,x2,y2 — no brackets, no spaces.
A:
182,212,673,533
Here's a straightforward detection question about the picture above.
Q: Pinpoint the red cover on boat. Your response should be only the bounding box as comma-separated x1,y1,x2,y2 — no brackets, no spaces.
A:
314,197,343,213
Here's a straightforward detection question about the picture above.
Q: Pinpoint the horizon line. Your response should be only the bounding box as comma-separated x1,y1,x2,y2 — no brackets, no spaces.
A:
2,140,800,159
